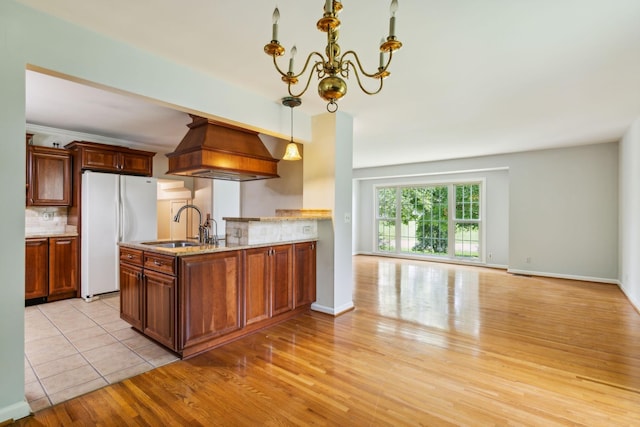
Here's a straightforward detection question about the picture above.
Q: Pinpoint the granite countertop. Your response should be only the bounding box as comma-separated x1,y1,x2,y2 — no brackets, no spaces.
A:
120,238,317,257
26,231,79,239
223,216,331,222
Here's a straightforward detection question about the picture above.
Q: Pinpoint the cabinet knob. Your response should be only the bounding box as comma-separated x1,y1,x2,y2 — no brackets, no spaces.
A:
127,254,134,259
154,260,163,266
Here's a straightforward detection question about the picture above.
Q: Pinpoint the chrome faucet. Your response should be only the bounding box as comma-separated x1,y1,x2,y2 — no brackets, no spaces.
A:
173,204,206,244
204,215,219,246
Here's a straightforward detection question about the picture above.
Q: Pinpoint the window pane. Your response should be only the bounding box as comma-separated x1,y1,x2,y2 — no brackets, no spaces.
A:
377,220,396,252
455,184,479,220
455,223,479,258
377,188,396,219
404,186,448,255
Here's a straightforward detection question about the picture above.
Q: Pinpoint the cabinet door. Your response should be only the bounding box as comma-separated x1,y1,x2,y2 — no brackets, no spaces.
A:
25,238,48,299
244,247,270,325
120,262,143,331
294,241,316,308
271,244,293,316
27,147,72,206
144,269,177,350
48,237,78,299
179,251,242,350
120,152,153,176
80,147,120,172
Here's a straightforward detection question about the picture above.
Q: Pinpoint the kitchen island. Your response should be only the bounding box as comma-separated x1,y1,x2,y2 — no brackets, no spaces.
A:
119,213,327,358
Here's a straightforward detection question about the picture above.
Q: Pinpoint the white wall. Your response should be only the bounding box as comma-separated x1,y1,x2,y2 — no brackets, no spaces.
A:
619,118,640,310
241,135,303,217
0,1,310,420
354,142,618,282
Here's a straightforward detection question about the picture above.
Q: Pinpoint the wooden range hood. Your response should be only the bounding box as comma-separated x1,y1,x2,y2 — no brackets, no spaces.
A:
165,115,279,181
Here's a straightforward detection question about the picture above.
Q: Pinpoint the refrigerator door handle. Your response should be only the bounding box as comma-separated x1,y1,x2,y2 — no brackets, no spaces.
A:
118,176,124,242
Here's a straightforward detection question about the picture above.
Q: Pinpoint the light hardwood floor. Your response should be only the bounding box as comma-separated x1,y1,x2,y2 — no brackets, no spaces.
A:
13,256,640,426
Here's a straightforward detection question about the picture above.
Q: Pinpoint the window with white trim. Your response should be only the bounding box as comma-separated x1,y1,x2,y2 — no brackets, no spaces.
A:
375,183,482,260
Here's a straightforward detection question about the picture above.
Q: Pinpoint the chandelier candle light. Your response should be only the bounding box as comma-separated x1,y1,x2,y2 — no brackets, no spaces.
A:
264,0,402,113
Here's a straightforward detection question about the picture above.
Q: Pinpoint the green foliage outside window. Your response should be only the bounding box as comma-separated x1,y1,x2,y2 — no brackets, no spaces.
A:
377,184,480,258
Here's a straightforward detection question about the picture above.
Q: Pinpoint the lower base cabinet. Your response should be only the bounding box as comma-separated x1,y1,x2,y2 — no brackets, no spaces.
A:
144,269,177,350
119,261,143,330
25,238,49,300
25,236,78,302
118,240,316,358
179,251,242,351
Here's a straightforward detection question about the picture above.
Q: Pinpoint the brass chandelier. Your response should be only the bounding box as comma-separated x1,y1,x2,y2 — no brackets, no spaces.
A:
264,0,402,113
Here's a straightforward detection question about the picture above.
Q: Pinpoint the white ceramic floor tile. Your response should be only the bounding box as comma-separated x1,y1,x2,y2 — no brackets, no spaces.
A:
33,353,89,380
72,333,119,352
134,343,179,367
122,333,157,350
91,351,145,377
25,363,37,384
40,364,101,396
82,342,135,364
28,396,52,412
26,335,78,366
89,310,122,326
24,293,165,407
110,327,142,341
101,318,134,333
48,378,108,406
24,380,46,402
104,362,153,384
64,325,107,343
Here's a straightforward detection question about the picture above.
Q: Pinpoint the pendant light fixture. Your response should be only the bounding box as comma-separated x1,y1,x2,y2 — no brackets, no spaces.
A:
264,0,402,113
282,96,302,161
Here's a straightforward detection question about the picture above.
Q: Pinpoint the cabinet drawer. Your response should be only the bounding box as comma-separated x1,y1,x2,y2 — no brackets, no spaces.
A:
144,252,176,275
120,247,143,266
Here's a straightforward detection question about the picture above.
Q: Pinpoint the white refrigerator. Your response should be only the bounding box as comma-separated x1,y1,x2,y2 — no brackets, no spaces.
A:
81,171,157,300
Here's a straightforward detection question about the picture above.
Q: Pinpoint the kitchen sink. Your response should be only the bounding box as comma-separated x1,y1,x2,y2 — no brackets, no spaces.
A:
141,240,201,248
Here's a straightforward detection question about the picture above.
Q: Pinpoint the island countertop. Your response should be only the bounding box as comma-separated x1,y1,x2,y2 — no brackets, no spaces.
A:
119,238,318,257
222,216,332,222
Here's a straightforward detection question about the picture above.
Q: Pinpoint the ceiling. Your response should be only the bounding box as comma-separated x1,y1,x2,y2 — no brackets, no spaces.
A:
18,0,640,169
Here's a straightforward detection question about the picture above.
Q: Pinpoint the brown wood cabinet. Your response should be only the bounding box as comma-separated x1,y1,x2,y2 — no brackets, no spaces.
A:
179,251,242,352
25,238,49,299
26,145,72,206
119,241,316,359
48,237,78,300
144,269,177,350
65,141,155,176
25,236,78,302
244,245,293,325
294,241,317,308
119,248,144,330
119,247,177,349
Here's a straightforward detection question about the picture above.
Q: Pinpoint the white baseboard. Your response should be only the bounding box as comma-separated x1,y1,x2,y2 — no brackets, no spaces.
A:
0,400,31,424
617,281,640,313
311,301,355,316
507,268,618,284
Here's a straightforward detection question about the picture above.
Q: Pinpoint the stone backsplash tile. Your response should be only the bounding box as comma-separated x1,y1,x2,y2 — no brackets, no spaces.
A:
25,207,69,234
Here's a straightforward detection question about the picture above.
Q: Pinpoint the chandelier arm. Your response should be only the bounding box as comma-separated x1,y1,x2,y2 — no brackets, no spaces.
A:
287,62,323,98
345,60,385,96
271,55,291,78
341,50,392,79
290,51,326,80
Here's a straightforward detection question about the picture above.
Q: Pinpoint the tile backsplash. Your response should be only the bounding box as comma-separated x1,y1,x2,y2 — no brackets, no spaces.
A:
25,207,72,235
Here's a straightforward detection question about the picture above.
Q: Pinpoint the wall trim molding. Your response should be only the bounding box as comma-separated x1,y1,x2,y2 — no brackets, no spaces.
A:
26,123,155,151
507,268,618,285
0,400,31,424
311,301,354,316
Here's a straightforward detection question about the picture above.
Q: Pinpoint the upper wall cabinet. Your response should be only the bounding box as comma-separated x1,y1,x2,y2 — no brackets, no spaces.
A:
65,141,155,176
26,143,72,207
